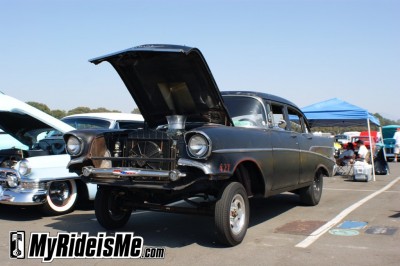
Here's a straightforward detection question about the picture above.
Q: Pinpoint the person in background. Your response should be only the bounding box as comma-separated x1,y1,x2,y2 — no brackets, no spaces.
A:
394,127,400,162
356,140,369,161
336,142,355,166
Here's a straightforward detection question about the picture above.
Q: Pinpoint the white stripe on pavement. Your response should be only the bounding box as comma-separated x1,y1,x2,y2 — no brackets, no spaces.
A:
295,176,400,248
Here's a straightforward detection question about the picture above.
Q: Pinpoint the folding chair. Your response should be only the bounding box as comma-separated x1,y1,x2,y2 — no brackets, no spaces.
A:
333,160,354,177
333,142,356,177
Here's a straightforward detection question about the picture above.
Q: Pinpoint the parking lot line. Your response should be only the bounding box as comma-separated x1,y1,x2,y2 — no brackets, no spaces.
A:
295,176,400,248
324,188,400,193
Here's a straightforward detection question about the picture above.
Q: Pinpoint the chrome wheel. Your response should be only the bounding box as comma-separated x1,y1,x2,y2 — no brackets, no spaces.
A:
313,174,322,199
230,194,246,235
41,180,77,215
215,182,249,246
49,181,72,207
299,171,324,206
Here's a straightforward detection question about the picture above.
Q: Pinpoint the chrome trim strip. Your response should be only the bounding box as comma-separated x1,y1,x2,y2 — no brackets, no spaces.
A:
213,148,272,153
307,146,336,160
177,158,212,174
213,146,334,158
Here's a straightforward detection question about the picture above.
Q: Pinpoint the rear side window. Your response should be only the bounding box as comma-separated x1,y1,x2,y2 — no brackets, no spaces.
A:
287,107,308,133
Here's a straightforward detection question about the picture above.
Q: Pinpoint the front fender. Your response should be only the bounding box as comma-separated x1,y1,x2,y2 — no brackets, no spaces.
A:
16,154,78,181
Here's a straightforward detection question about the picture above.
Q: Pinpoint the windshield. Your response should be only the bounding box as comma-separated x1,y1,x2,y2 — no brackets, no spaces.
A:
61,117,111,129
222,96,266,128
382,126,400,139
0,131,28,150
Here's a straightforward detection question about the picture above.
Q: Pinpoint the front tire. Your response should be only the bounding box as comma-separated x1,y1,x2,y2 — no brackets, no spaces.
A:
40,180,78,215
95,187,132,230
299,170,324,206
215,182,249,246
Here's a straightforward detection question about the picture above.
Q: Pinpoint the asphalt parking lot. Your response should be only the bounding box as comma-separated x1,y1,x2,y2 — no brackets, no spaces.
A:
1,162,399,266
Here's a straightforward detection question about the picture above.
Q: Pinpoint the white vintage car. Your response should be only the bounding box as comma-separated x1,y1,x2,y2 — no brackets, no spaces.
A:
0,93,144,215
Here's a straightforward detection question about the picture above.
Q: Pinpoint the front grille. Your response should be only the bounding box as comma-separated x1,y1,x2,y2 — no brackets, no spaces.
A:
96,130,176,171
20,181,47,190
385,147,394,153
0,170,16,188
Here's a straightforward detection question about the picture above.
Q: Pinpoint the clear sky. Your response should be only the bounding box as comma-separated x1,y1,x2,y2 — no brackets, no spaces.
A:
1,0,399,120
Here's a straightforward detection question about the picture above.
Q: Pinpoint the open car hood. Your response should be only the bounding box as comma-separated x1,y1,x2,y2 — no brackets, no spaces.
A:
0,93,75,147
90,44,232,128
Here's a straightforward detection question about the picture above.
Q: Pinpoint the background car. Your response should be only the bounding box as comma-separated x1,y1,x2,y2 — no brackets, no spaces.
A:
0,93,144,215
342,130,380,150
382,125,400,161
335,134,350,145
334,134,350,156
62,112,144,130
343,131,360,139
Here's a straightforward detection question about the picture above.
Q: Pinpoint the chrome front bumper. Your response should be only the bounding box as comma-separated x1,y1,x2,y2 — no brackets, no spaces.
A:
82,166,186,182
81,158,215,183
0,168,47,205
0,186,47,205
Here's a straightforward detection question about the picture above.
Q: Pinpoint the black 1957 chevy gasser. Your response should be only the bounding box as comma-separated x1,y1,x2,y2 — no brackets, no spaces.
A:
64,44,335,246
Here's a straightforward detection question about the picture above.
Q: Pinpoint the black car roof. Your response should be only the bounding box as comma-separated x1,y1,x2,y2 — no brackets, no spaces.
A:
221,91,299,109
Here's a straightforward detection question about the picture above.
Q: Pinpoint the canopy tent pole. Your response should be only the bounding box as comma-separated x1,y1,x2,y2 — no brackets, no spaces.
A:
367,118,376,181
378,126,387,160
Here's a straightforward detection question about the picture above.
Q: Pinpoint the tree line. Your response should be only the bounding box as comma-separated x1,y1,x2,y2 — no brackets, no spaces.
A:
26,101,141,119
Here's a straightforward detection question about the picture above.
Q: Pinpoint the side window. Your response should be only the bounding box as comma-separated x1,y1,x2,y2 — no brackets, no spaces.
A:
270,103,287,130
287,107,308,133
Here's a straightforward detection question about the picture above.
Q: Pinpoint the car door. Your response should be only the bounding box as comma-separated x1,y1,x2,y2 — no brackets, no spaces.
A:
269,102,300,190
287,107,315,184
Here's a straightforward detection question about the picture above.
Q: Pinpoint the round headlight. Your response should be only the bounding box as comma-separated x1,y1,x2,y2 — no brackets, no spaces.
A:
188,134,210,159
6,174,18,188
66,136,82,156
18,159,31,176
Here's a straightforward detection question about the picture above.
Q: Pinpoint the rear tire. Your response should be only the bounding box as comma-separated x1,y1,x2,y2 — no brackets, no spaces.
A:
215,182,249,246
95,187,132,229
299,171,324,206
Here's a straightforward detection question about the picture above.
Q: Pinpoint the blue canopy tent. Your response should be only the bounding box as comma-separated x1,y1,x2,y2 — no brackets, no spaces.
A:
302,98,380,127
302,98,382,181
